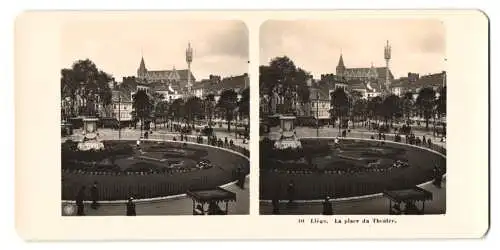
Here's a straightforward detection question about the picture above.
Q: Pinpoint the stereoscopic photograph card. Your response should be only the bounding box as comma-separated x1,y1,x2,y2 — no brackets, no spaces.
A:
15,10,488,240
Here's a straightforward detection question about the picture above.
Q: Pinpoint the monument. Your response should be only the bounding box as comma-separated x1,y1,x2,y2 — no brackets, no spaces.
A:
77,117,105,151
273,115,302,149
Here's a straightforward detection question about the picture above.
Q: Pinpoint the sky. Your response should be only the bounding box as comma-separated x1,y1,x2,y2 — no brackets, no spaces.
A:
61,20,249,81
260,19,446,79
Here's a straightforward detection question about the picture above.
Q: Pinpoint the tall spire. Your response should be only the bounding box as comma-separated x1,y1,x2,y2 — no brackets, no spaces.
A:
336,51,346,77
337,52,345,68
137,52,147,79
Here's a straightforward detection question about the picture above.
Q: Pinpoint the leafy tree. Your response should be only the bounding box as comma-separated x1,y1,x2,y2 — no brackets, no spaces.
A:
132,90,152,133
184,96,203,127
217,89,238,132
402,92,415,122
349,91,364,127
436,86,446,118
60,59,113,117
367,96,383,123
238,87,250,130
416,87,437,130
154,101,169,128
381,94,402,127
204,94,216,128
330,88,349,134
260,57,312,115
151,92,164,129
169,98,185,123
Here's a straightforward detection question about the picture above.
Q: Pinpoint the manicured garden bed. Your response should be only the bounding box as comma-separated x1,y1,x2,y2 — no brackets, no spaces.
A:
259,138,446,200
61,140,249,201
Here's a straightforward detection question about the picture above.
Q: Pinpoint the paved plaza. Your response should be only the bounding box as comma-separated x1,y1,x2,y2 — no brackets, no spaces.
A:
62,177,249,216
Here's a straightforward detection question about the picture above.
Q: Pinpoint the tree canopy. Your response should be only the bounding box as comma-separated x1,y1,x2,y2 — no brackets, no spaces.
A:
217,89,238,132
60,59,113,117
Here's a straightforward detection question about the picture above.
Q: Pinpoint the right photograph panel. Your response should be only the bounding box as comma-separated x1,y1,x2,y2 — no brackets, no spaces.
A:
259,19,447,215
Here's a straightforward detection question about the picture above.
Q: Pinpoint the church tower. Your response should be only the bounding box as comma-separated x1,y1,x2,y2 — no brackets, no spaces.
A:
137,56,148,80
336,53,346,78
185,42,193,96
384,40,392,91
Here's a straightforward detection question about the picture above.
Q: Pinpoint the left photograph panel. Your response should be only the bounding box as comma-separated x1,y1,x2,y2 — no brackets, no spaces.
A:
60,19,250,216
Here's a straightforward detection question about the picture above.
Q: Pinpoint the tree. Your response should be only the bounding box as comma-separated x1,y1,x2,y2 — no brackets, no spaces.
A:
330,88,349,134
154,101,169,128
151,92,164,129
204,94,216,128
238,87,250,131
261,56,312,115
184,96,203,127
60,59,113,117
132,90,152,134
436,86,446,118
169,98,185,123
217,89,238,132
436,86,447,135
349,91,364,127
402,92,415,122
416,87,437,130
381,94,402,127
295,68,312,104
367,96,383,122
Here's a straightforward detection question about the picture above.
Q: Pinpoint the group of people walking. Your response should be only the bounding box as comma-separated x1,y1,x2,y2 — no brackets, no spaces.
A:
74,182,136,216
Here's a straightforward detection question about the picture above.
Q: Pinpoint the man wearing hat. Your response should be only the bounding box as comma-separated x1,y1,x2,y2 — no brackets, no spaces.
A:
322,196,333,215
126,197,136,216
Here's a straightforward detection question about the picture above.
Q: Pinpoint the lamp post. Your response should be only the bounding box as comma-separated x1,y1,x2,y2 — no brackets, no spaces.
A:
316,92,320,137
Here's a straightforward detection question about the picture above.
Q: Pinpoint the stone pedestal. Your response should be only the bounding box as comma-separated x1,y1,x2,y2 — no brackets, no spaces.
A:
274,115,302,149
77,117,105,151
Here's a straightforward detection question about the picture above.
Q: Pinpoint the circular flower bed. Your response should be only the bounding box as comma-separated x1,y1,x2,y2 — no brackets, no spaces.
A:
61,140,249,201
260,138,446,200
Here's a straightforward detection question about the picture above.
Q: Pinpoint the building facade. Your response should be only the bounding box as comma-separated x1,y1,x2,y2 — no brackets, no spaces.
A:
111,90,133,122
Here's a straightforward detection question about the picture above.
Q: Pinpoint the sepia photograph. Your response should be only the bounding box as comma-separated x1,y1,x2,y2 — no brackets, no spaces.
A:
259,19,447,215
59,19,250,216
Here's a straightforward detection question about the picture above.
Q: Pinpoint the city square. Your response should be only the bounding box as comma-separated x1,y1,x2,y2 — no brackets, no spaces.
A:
60,20,249,216
259,20,447,215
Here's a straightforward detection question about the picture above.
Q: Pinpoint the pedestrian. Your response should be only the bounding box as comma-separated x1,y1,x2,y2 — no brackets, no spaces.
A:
423,135,426,145
287,180,295,204
76,186,86,216
322,196,333,215
126,197,136,216
272,195,280,214
90,181,99,209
